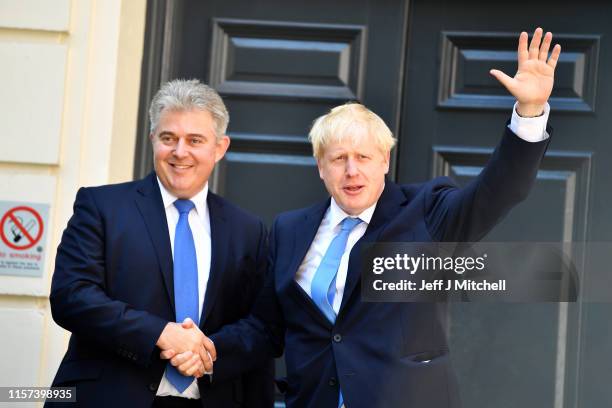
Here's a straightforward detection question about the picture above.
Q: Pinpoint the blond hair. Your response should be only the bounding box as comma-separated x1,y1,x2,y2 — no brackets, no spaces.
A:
308,103,396,159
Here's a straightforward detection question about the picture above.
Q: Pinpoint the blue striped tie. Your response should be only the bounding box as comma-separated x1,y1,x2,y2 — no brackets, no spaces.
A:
166,199,199,393
311,216,362,408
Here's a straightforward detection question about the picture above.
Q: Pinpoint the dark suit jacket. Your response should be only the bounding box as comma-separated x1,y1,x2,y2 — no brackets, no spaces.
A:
47,172,274,408
210,127,550,408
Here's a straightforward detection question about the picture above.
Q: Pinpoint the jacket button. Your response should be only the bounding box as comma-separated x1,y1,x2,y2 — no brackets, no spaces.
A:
329,377,337,387
333,334,342,343
149,383,158,392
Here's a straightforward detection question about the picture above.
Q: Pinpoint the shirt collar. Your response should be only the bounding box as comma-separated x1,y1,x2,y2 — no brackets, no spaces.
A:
156,177,209,215
328,197,377,228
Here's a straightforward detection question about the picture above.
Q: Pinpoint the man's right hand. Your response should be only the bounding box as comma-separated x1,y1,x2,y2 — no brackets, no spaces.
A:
156,318,217,374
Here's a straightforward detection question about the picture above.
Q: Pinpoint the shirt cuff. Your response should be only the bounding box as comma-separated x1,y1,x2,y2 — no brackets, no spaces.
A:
508,102,550,142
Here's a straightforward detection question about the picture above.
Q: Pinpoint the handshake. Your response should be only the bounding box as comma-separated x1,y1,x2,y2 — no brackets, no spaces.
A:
156,318,217,378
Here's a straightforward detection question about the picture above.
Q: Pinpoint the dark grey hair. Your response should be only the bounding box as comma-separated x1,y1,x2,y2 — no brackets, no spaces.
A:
148,79,229,137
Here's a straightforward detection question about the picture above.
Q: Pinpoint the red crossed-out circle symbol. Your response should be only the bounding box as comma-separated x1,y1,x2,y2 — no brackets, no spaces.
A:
1,206,44,250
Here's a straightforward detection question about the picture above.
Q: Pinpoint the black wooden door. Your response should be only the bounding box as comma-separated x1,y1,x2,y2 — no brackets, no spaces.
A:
138,0,612,406
162,0,410,403
170,0,409,226
399,1,612,407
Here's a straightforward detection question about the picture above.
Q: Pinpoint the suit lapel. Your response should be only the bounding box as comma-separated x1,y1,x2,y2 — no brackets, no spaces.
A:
200,192,229,326
284,199,329,287
339,181,408,313
134,173,175,311
284,199,334,328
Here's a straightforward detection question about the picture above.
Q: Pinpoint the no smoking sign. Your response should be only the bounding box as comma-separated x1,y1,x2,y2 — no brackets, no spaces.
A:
0,201,49,277
1,206,44,250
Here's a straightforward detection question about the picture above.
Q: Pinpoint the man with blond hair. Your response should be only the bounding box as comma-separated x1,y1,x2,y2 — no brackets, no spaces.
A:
169,28,560,407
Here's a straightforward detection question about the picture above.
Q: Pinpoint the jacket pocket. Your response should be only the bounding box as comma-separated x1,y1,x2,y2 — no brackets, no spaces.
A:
52,359,105,385
401,349,449,364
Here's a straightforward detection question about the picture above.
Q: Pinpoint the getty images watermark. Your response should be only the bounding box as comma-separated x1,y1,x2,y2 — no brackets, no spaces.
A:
358,242,612,302
370,251,500,292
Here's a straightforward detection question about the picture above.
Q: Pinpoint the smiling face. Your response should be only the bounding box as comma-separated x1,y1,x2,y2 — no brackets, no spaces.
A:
151,109,230,199
317,123,390,215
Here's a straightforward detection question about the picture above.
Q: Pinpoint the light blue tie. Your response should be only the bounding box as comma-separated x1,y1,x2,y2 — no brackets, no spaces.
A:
166,199,199,393
311,216,362,408
312,216,362,323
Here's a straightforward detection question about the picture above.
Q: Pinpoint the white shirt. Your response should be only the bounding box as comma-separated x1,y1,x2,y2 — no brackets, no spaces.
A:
296,199,376,314
295,103,550,313
509,101,550,142
156,179,212,399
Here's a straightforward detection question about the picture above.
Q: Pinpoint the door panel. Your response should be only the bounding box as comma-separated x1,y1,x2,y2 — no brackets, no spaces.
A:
399,1,612,406
167,0,410,402
173,0,409,225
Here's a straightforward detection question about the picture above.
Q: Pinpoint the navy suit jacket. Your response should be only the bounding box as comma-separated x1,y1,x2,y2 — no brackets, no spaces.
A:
48,173,274,407
210,127,550,408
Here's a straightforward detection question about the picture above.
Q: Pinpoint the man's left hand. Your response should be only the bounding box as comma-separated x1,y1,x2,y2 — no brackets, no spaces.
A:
490,27,561,117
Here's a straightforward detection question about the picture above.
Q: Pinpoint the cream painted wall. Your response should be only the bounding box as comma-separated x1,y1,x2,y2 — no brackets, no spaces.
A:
0,0,147,403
